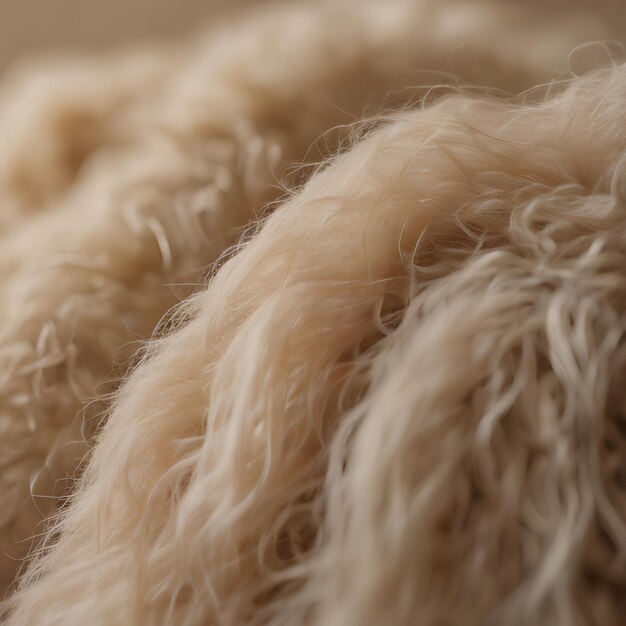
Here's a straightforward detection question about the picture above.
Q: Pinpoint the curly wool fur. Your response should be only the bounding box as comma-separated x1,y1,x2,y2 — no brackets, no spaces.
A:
3,53,625,626
0,0,612,598
0,48,176,224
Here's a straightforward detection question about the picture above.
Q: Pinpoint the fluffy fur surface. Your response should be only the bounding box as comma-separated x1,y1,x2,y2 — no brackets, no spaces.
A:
0,1,625,624
0,0,609,596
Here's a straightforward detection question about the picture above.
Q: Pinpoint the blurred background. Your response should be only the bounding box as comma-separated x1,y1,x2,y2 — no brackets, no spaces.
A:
1,0,625,75
0,0,252,73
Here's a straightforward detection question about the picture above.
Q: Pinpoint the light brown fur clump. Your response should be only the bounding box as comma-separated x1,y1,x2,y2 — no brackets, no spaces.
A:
5,61,625,625
0,1,624,624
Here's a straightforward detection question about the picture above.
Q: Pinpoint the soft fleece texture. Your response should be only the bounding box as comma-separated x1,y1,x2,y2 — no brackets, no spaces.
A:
0,1,624,625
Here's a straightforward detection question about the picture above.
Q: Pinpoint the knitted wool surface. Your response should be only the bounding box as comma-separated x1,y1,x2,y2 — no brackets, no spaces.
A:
0,1,624,625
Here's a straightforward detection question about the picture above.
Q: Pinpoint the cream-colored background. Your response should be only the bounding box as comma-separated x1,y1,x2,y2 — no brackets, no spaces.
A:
0,0,252,73
0,0,624,74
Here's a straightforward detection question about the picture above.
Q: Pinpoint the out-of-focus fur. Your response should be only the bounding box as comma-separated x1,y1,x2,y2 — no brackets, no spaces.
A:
0,1,624,624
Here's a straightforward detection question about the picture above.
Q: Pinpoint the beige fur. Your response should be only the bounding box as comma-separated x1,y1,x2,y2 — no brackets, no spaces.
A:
0,1,624,624
7,52,626,626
